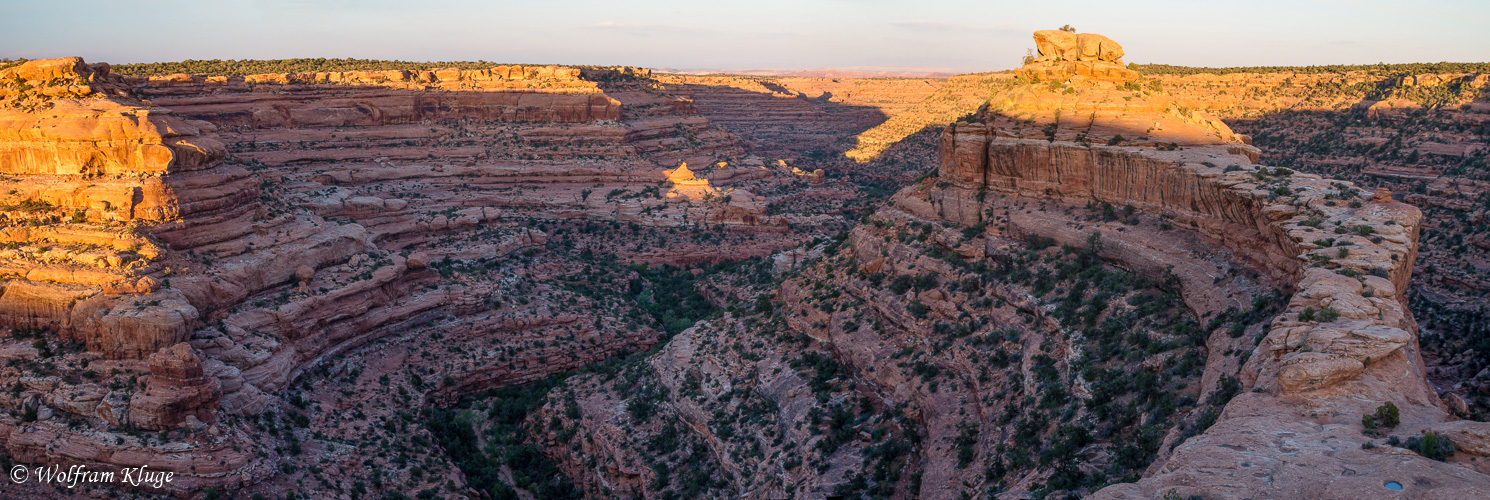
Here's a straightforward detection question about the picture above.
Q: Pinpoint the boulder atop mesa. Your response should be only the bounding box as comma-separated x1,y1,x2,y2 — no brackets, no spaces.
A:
1032,30,1125,63
1019,30,1139,83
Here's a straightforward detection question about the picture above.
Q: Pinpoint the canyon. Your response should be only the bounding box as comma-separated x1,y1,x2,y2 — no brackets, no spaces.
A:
0,29,1487,500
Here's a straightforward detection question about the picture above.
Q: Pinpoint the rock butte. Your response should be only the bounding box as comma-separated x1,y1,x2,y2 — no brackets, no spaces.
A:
0,29,1488,499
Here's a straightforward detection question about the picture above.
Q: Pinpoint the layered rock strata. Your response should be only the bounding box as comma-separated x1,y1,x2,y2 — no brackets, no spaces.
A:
0,55,858,496
134,69,622,127
0,58,235,357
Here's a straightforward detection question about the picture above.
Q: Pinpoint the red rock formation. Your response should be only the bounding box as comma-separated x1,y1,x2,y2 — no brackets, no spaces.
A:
0,58,243,359
127,343,221,430
892,35,1490,496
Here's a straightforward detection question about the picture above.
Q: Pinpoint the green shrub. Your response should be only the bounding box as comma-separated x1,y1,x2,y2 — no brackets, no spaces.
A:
906,300,929,319
1403,431,1454,461
1375,401,1400,428
1317,306,1341,323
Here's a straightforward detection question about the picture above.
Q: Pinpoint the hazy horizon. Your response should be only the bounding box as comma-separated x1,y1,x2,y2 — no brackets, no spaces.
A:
4,0,1489,73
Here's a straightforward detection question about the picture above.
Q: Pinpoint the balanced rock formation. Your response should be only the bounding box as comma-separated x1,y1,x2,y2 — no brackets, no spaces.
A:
1033,30,1126,63
1020,30,1140,83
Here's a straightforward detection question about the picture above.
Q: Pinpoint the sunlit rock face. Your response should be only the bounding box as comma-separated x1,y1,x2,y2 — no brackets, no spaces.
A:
1019,30,1141,83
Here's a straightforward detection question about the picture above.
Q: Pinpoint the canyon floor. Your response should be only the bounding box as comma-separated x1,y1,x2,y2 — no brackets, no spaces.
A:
0,38,1488,500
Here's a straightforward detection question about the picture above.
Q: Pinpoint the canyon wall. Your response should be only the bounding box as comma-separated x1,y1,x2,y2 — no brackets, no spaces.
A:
1,33,1485,498
0,55,859,496
0,57,249,358
931,128,1427,399
134,69,623,128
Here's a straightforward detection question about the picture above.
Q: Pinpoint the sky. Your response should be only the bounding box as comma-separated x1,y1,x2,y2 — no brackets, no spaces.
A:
3,0,1488,73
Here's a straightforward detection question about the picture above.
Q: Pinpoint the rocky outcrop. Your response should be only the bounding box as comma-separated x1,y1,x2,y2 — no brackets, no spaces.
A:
126,343,221,430
0,58,248,359
1020,30,1139,83
900,34,1490,495
1033,30,1125,63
